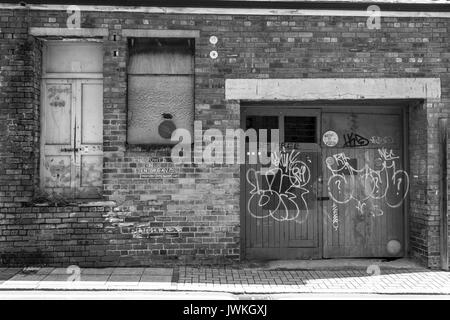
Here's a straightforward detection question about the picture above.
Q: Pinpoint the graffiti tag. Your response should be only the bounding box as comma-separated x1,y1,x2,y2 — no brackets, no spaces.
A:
246,148,311,223
370,136,394,145
343,133,370,148
326,148,409,218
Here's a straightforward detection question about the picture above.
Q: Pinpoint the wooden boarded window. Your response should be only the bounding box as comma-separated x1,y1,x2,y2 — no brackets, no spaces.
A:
127,38,194,145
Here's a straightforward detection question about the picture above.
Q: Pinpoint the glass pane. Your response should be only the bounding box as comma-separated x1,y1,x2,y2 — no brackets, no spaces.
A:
245,115,278,131
45,43,103,73
284,116,316,143
127,75,194,145
245,115,278,144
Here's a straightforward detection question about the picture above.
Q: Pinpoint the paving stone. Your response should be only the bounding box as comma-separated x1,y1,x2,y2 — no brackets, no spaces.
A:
81,268,115,275
49,268,70,275
140,275,172,283
79,275,110,282
143,268,173,276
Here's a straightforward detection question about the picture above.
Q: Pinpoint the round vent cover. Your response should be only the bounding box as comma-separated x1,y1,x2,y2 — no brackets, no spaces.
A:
158,120,176,139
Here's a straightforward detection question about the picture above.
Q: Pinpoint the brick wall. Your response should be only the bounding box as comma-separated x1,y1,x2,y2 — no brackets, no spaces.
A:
0,7,449,267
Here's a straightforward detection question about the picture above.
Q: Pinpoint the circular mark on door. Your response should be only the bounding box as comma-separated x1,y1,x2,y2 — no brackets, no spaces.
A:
323,130,339,147
158,120,176,139
386,239,402,255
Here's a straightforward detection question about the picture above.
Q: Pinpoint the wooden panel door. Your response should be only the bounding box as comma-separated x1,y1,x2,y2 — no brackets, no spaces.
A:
41,79,103,199
322,111,406,257
77,80,103,198
242,108,321,259
41,79,77,197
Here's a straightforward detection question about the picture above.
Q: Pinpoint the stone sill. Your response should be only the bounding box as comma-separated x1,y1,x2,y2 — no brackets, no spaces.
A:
33,200,116,208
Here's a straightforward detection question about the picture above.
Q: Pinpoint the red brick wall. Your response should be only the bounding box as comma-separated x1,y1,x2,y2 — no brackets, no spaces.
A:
0,7,449,267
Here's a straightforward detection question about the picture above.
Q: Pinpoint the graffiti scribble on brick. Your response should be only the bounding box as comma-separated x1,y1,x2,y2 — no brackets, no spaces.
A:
366,5,381,30
66,5,81,29
124,224,183,239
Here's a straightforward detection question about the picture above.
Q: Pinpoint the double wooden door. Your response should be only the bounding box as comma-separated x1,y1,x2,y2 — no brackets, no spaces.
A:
41,78,103,198
241,107,407,260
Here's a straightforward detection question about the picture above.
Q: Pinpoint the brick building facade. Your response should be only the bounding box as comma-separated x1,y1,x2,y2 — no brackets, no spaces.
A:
0,1,449,269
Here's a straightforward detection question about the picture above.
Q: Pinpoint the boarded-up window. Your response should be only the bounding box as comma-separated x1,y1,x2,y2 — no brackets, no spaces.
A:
127,38,194,145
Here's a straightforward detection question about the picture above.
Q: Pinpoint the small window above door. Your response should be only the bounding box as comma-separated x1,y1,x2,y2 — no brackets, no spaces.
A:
284,116,317,143
242,107,320,149
44,42,103,74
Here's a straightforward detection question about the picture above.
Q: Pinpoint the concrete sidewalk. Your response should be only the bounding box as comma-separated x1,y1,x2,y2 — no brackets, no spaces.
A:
0,260,449,295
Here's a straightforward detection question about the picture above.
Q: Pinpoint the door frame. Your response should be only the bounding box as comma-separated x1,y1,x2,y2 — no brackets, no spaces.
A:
40,41,104,199
240,102,410,260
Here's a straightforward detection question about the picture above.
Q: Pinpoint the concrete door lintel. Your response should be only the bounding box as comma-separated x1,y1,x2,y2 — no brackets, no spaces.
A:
225,78,441,101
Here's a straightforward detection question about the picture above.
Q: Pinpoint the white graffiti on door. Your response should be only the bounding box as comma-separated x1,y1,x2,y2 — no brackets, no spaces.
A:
331,202,339,231
326,148,409,219
246,148,311,222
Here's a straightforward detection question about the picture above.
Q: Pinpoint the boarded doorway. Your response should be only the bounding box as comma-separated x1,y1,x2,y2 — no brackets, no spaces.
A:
40,42,104,199
241,105,407,260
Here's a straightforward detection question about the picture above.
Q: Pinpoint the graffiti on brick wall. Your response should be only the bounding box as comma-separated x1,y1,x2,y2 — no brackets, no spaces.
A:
326,148,409,220
135,157,179,178
130,224,182,239
246,148,311,223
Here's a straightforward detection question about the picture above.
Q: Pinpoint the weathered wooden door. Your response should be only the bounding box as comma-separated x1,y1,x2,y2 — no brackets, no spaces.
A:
41,79,103,198
321,110,406,257
242,108,321,259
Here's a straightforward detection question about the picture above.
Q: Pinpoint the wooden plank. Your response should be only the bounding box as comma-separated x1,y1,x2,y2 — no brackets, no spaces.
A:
41,79,76,198
240,111,248,257
439,118,449,270
78,80,104,198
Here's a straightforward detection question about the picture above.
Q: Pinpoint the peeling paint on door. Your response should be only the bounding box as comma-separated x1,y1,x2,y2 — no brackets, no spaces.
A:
44,156,71,188
42,78,103,199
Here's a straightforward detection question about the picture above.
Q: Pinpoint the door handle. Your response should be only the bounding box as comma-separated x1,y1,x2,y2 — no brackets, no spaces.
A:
317,196,330,201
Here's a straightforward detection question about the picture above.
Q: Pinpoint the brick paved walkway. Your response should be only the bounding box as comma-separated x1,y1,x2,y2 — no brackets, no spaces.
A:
0,266,449,294
177,267,450,294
